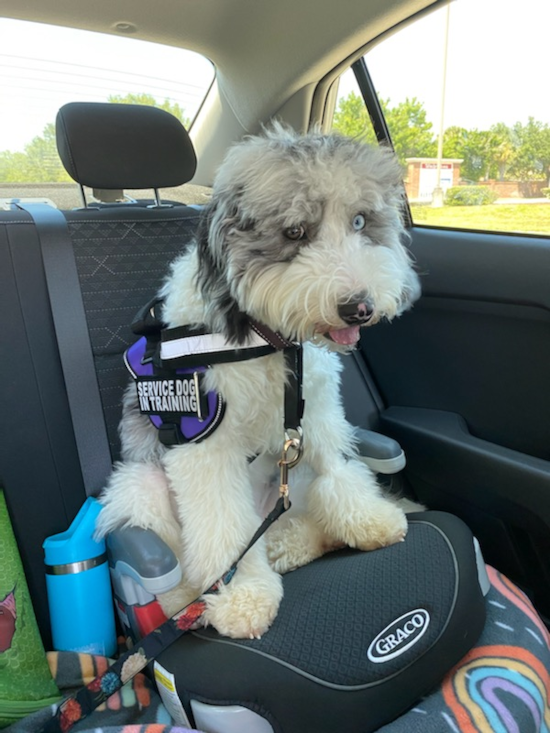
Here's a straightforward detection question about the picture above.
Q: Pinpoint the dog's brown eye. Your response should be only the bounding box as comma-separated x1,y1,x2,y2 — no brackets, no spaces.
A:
283,224,306,241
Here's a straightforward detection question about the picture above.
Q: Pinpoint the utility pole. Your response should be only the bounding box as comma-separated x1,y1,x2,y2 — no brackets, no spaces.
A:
432,2,451,207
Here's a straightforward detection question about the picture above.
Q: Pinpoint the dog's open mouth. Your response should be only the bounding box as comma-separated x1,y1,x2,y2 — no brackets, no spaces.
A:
325,325,362,346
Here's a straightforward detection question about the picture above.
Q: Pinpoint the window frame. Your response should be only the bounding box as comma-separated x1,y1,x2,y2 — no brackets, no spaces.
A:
351,57,414,229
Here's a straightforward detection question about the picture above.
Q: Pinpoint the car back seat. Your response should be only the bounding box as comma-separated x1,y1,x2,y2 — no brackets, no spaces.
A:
1,105,500,733
0,102,202,646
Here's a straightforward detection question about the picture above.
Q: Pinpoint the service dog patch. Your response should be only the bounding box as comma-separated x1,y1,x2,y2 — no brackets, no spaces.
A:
135,375,208,418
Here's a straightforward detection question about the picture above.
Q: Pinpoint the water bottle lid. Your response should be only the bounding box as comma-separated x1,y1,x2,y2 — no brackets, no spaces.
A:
43,497,106,566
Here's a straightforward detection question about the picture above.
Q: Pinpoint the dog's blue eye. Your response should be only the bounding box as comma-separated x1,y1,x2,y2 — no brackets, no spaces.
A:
284,225,306,241
352,213,366,231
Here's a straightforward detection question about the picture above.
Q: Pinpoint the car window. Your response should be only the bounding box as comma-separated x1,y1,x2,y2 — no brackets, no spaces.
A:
333,0,550,236
0,18,214,208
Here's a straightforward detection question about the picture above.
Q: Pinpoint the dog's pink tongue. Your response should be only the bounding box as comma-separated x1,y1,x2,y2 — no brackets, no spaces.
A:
329,325,361,345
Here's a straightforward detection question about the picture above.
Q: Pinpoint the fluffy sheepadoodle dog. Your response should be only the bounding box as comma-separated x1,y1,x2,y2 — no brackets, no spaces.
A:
97,125,421,640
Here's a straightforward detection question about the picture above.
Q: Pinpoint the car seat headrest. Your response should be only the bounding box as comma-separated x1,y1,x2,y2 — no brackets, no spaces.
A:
56,102,197,191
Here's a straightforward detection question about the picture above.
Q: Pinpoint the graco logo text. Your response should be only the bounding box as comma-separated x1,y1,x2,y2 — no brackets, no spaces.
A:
367,609,430,663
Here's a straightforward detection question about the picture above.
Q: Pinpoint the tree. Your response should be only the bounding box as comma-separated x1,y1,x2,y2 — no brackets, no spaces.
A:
24,123,71,182
443,127,500,182
108,93,190,128
0,123,70,183
333,92,436,166
0,151,34,183
383,97,437,164
442,126,468,159
509,118,550,185
490,123,516,181
465,129,500,181
333,91,376,143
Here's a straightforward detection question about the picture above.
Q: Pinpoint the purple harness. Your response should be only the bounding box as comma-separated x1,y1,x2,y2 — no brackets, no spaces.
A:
124,297,302,448
125,336,225,445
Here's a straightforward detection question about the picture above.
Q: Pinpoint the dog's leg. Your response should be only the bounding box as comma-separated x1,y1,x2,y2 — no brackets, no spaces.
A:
266,513,344,574
162,439,283,639
96,461,182,555
97,460,206,616
306,457,408,551
302,354,408,551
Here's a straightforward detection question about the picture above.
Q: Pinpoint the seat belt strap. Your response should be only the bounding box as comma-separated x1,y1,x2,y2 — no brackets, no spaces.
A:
18,203,112,496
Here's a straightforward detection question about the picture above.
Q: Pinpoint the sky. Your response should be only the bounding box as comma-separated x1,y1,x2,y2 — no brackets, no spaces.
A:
1,0,549,154
355,0,550,133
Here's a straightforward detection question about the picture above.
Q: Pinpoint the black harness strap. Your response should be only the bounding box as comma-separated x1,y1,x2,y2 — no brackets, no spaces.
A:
248,320,304,433
284,343,304,434
17,203,112,496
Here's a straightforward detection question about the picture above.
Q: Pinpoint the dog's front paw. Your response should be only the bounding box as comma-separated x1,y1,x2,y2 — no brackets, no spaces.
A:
203,576,283,639
266,515,344,574
347,497,408,551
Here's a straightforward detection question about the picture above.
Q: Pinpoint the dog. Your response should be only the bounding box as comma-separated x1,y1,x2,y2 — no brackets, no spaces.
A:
96,125,421,640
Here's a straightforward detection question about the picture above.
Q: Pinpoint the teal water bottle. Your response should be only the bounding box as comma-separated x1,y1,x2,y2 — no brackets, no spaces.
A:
43,497,117,657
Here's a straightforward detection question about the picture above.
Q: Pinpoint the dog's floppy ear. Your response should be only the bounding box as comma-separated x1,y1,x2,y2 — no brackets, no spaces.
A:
195,196,251,344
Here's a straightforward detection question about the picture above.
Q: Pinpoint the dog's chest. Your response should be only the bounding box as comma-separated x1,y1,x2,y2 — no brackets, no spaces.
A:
205,352,287,452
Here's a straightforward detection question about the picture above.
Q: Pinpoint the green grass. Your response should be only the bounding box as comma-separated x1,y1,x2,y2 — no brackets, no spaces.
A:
410,203,550,235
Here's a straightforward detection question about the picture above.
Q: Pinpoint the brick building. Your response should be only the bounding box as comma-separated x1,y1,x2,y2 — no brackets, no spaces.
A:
405,158,462,202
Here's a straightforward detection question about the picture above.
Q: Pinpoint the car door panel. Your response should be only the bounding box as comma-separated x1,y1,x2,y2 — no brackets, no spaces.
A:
359,226,550,617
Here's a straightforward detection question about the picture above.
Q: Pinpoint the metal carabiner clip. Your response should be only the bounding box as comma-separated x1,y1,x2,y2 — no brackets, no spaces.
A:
278,427,303,509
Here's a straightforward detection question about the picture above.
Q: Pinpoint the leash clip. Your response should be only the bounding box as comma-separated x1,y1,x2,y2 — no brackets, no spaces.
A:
278,427,303,509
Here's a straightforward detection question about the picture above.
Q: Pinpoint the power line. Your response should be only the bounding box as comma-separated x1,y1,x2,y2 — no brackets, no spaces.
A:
0,80,203,106
0,53,212,91
0,76,205,103
0,62,206,96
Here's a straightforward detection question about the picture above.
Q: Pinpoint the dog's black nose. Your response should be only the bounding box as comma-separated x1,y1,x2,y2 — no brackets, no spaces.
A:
338,300,375,325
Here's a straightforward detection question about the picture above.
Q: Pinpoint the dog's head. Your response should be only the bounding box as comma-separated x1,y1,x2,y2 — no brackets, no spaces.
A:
196,124,421,349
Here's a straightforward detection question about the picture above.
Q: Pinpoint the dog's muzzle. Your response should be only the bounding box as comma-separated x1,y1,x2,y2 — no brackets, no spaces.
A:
320,299,375,347
337,300,375,326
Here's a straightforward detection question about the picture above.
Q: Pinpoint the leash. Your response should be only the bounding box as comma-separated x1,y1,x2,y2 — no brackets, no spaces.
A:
40,496,290,733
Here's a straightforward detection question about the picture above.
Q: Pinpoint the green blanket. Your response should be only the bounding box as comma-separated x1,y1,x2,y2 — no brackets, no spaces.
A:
0,490,61,728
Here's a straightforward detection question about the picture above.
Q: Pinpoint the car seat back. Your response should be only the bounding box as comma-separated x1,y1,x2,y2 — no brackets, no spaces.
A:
0,103,202,645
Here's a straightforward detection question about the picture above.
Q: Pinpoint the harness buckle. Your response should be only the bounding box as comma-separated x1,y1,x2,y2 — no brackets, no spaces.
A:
193,371,204,421
278,427,303,509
